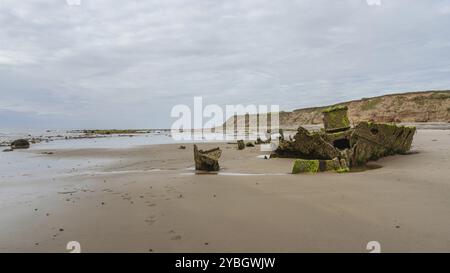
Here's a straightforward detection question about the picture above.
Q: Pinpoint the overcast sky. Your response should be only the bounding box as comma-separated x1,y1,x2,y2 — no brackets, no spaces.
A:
1,0,450,129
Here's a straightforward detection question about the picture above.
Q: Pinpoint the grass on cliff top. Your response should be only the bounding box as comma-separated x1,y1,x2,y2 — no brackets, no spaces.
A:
360,97,382,111
429,92,450,100
413,92,450,104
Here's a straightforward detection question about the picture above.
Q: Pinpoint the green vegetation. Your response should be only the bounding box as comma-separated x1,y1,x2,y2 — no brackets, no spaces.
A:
336,167,350,173
360,98,382,111
322,106,350,132
413,92,450,104
429,92,450,100
292,159,319,174
412,95,426,105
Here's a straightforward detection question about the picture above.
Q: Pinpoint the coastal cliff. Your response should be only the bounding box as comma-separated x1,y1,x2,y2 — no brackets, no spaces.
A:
223,90,450,129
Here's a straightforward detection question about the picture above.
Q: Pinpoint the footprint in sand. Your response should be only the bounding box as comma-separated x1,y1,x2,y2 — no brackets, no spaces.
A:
168,230,182,241
145,215,157,226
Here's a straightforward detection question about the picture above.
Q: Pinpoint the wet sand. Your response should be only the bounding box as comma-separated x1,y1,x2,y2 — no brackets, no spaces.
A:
1,129,450,252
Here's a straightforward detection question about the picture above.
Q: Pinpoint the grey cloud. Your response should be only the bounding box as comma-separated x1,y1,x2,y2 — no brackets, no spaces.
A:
1,0,450,128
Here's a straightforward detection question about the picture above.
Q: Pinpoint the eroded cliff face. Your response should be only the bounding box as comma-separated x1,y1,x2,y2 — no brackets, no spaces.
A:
223,90,450,129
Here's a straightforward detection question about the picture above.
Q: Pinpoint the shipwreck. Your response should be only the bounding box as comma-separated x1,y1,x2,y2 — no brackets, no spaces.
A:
193,144,222,172
272,105,416,173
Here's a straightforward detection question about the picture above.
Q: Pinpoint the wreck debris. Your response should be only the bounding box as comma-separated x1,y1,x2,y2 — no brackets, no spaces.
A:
274,127,341,160
292,157,349,174
321,130,352,150
292,159,319,174
193,145,222,171
349,122,416,166
322,105,351,133
275,106,416,174
237,140,245,150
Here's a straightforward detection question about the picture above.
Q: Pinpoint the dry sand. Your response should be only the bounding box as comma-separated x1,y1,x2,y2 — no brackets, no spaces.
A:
1,129,450,252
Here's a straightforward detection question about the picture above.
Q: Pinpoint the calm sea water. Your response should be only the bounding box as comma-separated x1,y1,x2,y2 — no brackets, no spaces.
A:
0,129,179,184
0,128,255,184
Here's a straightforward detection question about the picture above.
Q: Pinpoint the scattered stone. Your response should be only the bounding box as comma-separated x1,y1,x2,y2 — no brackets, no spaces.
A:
2,148,13,152
193,145,222,172
246,142,255,147
179,145,186,149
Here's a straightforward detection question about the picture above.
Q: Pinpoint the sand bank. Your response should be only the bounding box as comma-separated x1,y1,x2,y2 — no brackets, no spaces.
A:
0,129,449,252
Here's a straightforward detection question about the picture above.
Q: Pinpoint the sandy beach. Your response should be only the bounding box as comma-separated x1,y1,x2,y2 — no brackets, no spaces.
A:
0,128,449,253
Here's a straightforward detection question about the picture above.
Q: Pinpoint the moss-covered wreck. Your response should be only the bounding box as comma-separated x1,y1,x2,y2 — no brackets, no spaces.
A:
273,106,416,173
194,145,222,171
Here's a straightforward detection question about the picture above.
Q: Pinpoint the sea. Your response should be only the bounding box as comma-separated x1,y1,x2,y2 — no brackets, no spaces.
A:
0,128,264,186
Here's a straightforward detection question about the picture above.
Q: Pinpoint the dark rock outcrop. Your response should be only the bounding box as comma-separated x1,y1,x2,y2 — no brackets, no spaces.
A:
237,140,245,150
11,139,30,149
